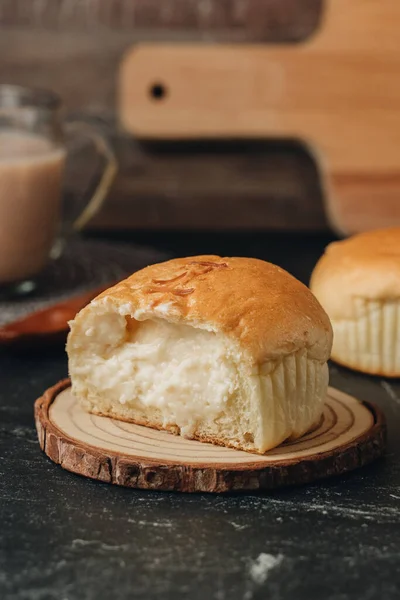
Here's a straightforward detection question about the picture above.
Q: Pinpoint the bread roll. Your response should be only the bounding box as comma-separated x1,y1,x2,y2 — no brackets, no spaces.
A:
310,228,400,376
67,256,332,454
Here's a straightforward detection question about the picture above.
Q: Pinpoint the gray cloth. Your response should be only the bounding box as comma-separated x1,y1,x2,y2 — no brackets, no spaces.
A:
0,239,168,326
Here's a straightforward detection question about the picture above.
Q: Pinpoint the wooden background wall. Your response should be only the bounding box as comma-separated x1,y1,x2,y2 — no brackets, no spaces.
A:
0,0,328,231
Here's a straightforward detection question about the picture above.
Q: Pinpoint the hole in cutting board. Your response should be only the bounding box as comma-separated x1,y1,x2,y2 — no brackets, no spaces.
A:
149,83,167,100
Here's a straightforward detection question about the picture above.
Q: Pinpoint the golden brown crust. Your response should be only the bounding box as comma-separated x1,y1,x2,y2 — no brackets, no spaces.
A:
310,228,400,319
79,255,332,363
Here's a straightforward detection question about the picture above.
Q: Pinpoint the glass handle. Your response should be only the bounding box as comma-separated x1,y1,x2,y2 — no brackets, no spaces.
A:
64,119,118,230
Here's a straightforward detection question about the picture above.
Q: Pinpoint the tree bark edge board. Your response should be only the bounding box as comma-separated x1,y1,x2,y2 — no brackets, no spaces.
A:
34,379,387,493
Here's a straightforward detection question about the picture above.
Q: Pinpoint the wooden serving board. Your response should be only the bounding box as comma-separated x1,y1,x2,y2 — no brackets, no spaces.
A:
35,380,386,493
0,0,328,233
119,0,400,235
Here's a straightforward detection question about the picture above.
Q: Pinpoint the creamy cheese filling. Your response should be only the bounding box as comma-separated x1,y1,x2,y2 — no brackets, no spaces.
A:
75,317,241,437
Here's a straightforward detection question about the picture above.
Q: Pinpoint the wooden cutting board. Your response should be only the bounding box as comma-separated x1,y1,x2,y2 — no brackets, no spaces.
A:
119,0,400,235
35,380,386,493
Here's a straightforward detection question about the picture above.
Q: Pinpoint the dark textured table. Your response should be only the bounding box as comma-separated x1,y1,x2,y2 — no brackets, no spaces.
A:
1,233,400,600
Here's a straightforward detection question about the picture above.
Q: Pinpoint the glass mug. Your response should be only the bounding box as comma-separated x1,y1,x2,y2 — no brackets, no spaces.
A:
0,84,117,296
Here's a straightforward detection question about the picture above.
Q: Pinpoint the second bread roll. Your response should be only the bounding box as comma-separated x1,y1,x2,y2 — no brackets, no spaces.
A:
310,228,400,376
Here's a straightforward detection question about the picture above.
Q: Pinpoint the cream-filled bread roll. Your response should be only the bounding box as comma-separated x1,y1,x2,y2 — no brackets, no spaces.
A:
67,256,332,454
310,228,400,376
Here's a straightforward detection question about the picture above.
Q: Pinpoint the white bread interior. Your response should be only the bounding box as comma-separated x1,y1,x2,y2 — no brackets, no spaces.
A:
68,256,332,454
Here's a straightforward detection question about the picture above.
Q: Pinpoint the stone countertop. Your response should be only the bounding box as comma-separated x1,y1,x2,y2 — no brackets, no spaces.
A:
1,232,399,600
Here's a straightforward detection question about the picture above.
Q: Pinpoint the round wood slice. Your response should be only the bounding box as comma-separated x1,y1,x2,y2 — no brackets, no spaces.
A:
34,380,386,493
